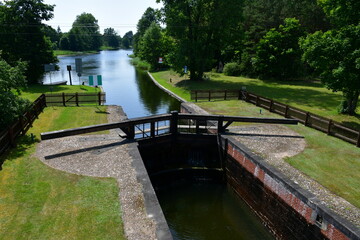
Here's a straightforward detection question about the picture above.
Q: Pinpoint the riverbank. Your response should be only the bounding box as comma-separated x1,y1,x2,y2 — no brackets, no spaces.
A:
149,71,360,227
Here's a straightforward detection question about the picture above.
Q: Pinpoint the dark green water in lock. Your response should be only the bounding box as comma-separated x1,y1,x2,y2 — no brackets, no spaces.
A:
156,182,274,240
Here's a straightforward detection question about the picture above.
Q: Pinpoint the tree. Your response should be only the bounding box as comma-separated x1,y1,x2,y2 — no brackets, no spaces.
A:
122,31,133,49
137,23,171,70
301,24,360,114
252,18,306,79
158,0,243,81
68,13,102,51
0,0,57,83
133,7,160,55
0,55,30,131
42,25,61,49
103,28,120,48
318,0,360,27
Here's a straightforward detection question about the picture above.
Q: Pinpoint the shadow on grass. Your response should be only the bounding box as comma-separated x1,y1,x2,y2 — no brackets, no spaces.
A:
95,106,110,114
22,85,70,94
176,78,342,112
0,135,38,170
342,114,360,130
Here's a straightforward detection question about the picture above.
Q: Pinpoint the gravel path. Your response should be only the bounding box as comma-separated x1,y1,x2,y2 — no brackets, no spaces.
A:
35,104,359,239
227,124,360,228
36,106,157,240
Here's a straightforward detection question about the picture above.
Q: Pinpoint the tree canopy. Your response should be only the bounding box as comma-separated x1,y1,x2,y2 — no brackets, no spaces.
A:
103,28,121,49
158,0,243,81
253,18,306,79
0,55,30,131
60,13,102,51
0,0,57,83
301,24,360,114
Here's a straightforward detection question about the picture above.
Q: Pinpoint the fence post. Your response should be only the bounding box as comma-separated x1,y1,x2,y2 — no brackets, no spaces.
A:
8,126,15,147
284,105,289,118
19,116,25,135
246,92,250,102
269,100,273,112
98,92,101,105
327,120,332,135
41,94,47,108
195,91,198,102
238,90,241,100
75,92,79,106
305,112,310,126
357,131,360,147
208,90,211,101
150,122,155,138
170,111,178,134
256,96,260,106
62,92,66,106
217,116,224,133
224,90,227,100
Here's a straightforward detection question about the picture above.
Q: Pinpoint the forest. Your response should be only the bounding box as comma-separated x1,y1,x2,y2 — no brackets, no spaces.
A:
0,0,359,131
133,0,359,115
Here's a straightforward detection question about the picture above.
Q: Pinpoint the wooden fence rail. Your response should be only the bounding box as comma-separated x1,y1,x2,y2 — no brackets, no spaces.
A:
191,90,360,147
45,92,105,106
0,94,47,155
0,92,106,156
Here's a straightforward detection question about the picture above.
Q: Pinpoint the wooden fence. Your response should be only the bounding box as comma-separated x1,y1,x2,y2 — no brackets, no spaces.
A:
0,92,106,156
0,94,47,155
191,90,360,147
45,92,105,106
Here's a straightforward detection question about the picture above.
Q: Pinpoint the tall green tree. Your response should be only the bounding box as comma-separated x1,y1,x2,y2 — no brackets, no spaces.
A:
158,0,243,81
103,27,120,48
0,55,30,131
68,13,102,51
252,18,306,79
0,0,57,83
133,7,160,55
122,31,133,49
137,23,172,70
301,24,360,115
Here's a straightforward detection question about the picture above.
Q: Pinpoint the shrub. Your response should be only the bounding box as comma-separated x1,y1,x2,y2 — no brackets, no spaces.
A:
223,62,242,76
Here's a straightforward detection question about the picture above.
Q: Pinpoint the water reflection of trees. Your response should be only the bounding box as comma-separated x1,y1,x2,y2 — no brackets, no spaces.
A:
134,69,180,115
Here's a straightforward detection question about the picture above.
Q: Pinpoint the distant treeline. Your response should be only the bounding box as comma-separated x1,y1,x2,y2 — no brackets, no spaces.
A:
44,13,134,51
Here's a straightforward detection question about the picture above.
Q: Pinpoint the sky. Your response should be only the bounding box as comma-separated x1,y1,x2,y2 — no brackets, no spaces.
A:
43,0,162,36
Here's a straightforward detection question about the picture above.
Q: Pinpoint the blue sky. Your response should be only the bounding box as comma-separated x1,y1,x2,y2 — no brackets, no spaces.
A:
43,0,162,36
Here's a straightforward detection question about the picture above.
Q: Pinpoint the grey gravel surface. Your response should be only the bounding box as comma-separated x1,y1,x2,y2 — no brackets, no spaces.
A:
36,106,157,240
35,104,359,239
227,124,359,228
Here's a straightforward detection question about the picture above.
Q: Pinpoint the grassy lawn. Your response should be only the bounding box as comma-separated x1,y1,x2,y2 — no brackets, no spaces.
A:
151,71,360,130
54,50,99,57
18,84,101,102
0,106,125,240
1,83,125,239
151,72,360,208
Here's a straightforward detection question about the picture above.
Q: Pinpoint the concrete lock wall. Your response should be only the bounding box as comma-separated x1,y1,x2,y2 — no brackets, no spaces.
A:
219,135,359,240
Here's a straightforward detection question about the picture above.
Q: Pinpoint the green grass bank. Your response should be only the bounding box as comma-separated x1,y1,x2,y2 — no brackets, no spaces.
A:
0,86,125,239
151,71,360,130
151,71,360,208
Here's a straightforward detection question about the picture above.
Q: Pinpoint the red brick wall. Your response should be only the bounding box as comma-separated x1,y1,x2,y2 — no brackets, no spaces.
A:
224,139,356,240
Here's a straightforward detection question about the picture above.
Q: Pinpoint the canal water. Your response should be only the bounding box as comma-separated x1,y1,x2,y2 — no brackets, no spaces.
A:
42,50,273,239
41,50,180,118
156,182,274,240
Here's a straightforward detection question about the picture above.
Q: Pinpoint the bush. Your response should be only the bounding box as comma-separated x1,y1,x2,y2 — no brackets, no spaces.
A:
130,57,151,71
223,62,242,76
